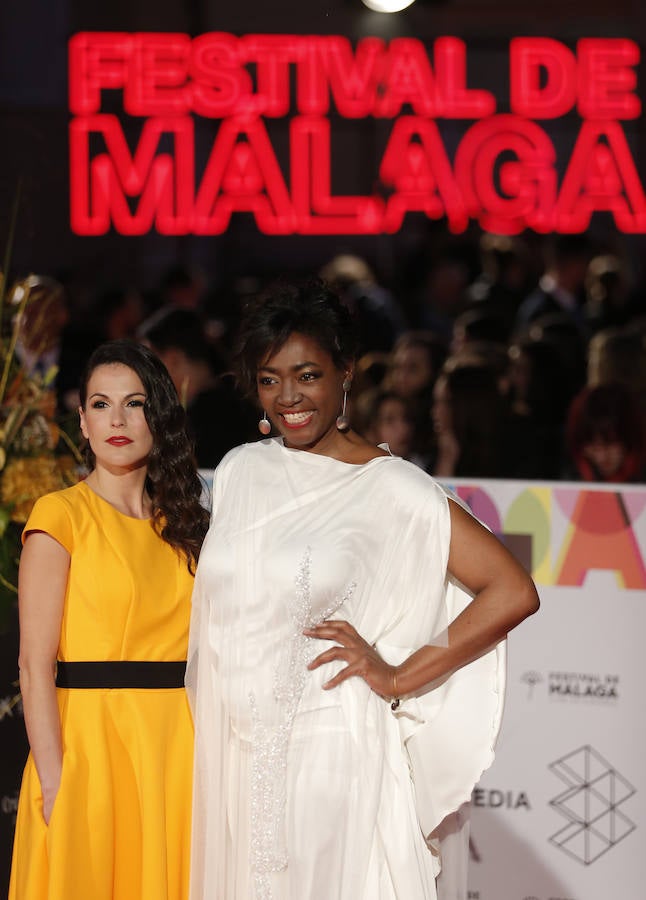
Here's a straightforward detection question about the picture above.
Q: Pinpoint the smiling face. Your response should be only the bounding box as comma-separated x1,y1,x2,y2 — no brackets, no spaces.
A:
256,332,351,454
79,363,153,473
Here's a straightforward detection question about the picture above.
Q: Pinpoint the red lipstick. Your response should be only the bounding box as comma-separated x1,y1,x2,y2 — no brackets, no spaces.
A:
280,411,314,429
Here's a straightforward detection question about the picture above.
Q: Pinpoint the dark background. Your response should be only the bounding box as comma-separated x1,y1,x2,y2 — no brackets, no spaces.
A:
1,0,646,294
1,0,646,893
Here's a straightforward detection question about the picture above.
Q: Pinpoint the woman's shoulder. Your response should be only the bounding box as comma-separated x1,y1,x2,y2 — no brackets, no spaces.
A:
367,453,449,506
209,440,271,495
215,440,265,471
28,482,86,516
23,483,87,549
374,450,437,484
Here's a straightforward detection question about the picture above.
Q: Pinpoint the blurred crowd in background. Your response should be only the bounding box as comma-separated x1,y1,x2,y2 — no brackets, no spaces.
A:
8,228,646,483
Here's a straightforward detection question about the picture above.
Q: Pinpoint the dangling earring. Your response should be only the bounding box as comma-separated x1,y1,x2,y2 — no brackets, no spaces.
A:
336,378,352,432
258,411,271,435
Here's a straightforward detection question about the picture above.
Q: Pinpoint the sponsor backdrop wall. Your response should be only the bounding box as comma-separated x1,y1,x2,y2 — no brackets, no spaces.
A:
456,479,645,900
0,477,644,898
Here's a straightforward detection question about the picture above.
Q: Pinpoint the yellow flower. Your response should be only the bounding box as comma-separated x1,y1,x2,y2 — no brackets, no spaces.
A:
0,455,78,522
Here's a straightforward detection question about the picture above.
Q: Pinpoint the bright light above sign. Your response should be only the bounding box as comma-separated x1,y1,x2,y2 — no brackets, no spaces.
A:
67,32,646,237
361,0,417,11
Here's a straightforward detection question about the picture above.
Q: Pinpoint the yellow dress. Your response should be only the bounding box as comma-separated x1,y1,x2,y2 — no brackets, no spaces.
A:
9,481,195,900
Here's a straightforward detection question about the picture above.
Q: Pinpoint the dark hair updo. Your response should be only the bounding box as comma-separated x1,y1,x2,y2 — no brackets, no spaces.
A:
79,339,209,572
235,279,358,396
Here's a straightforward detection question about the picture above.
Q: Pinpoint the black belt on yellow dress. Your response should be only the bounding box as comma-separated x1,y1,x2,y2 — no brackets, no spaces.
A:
55,661,186,689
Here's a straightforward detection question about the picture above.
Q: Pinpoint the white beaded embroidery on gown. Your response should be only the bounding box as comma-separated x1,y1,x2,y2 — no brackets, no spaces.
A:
186,439,505,900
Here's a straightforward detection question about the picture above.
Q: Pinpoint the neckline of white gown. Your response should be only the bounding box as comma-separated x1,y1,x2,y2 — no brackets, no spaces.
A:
270,437,396,469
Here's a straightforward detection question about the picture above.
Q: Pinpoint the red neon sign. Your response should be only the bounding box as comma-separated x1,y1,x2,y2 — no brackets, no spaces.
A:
68,32,645,236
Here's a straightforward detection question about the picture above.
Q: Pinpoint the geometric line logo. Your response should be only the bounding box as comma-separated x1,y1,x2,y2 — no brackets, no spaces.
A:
549,744,636,865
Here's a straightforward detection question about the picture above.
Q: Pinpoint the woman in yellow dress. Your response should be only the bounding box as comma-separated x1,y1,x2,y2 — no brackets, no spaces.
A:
9,340,210,900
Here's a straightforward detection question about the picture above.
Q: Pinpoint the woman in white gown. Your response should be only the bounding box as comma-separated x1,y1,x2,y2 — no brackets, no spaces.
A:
186,281,539,900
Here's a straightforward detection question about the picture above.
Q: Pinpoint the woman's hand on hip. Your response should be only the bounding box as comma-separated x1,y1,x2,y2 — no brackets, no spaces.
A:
304,620,397,699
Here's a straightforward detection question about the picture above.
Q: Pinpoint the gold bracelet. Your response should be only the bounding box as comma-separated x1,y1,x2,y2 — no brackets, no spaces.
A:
391,668,400,711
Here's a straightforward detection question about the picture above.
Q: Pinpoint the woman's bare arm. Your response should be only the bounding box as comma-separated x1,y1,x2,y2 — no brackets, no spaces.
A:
393,499,539,694
306,499,539,697
18,531,70,823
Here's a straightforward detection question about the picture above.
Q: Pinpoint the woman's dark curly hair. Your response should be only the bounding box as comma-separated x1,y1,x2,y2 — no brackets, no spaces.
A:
79,340,209,572
235,278,358,397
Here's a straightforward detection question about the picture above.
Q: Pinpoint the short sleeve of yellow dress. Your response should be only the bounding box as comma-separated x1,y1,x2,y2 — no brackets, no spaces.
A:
9,481,196,900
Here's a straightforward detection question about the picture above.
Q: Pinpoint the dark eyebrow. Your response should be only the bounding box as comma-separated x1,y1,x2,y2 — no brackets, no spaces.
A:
258,361,321,373
88,391,147,400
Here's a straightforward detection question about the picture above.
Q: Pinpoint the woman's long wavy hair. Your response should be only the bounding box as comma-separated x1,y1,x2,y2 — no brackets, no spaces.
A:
79,340,209,572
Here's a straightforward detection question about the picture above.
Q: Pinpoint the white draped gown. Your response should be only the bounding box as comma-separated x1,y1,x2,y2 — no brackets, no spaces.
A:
186,438,505,900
